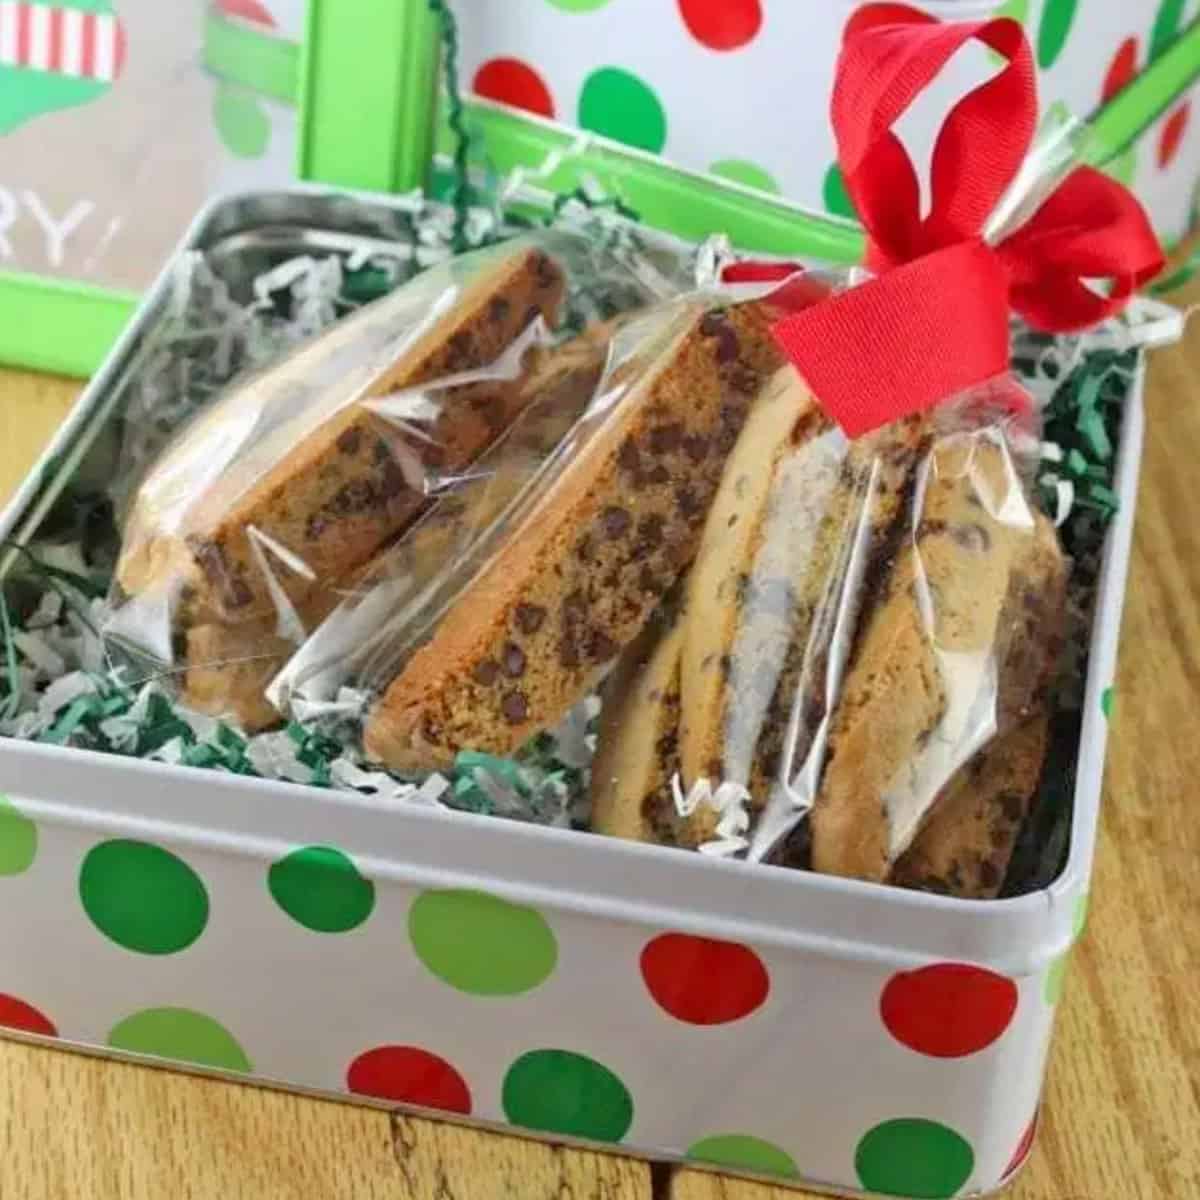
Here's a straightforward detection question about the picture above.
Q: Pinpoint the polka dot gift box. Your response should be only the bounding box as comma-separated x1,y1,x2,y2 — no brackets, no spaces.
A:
457,0,1200,247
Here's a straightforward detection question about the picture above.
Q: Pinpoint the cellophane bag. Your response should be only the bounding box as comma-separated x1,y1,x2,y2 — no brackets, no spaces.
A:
104,230,675,731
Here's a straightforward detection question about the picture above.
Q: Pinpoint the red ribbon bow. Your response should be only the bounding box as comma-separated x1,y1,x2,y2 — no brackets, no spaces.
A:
756,4,1164,437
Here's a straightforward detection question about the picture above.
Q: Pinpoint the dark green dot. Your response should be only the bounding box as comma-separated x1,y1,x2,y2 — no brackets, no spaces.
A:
409,889,557,996
578,67,667,153
214,82,271,159
823,163,857,219
502,1049,633,1142
269,846,375,933
1151,0,1187,63
80,840,209,955
108,1008,252,1073
687,1134,799,1178
1037,0,1078,69
856,1119,974,1198
0,796,37,876
710,159,780,195
1101,686,1115,721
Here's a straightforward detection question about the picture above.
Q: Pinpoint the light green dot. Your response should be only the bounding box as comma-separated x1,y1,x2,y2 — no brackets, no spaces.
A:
80,840,209,955
1044,952,1069,1005
214,82,271,159
0,797,37,876
823,163,856,219
502,1049,633,1142
1073,892,1089,940
856,1118,975,1198
545,0,613,9
268,846,375,933
710,159,780,195
409,889,557,996
578,67,667,154
688,1134,799,1178
108,1008,252,1073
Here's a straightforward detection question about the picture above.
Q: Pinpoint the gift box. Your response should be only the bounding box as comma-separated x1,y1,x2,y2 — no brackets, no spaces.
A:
0,6,1185,1199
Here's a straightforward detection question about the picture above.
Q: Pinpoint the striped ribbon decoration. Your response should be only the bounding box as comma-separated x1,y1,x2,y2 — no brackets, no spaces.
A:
0,2,125,81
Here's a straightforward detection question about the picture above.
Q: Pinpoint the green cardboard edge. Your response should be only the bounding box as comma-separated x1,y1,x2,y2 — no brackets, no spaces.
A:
0,272,137,379
296,0,439,194
202,9,299,103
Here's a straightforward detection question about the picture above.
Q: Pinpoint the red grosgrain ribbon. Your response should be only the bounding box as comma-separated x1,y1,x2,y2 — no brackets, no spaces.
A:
766,5,1163,437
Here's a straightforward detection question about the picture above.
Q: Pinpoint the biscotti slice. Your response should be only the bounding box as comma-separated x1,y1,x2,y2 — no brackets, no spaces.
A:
890,713,1051,898
363,300,784,771
590,606,685,844
183,329,614,731
810,429,1039,882
117,243,566,624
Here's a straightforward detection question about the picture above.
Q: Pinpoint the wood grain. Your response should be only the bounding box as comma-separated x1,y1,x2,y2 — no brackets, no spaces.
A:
0,281,1198,1198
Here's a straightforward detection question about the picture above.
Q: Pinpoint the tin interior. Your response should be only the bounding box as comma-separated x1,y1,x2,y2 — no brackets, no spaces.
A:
0,187,1127,972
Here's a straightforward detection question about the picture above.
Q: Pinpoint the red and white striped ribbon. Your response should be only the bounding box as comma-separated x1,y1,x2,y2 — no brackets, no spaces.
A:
0,2,126,82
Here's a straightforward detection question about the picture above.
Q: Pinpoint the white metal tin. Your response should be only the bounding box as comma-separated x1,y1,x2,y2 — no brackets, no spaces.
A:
0,188,1141,1200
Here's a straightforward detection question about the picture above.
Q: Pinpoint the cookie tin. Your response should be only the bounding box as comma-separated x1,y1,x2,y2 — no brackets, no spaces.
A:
0,187,1140,1199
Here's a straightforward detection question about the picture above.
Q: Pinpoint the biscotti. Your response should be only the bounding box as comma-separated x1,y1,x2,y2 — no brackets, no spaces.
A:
890,713,1050,898
363,300,784,771
810,430,1039,882
117,243,566,624
182,327,614,731
590,603,685,844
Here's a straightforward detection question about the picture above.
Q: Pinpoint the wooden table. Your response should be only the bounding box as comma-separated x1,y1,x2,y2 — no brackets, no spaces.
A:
0,291,1197,1200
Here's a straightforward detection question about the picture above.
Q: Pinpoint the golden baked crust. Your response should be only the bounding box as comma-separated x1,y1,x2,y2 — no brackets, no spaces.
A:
118,244,565,624
364,301,783,770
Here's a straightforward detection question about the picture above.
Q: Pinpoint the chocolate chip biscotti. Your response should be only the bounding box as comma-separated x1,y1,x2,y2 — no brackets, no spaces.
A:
118,243,565,625
810,430,1041,882
181,324,614,731
363,300,784,771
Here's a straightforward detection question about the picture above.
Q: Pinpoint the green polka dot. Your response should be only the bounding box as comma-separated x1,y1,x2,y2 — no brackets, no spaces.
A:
214,82,271,159
268,846,375,933
79,840,209,955
108,1008,252,1073
1073,891,1089,940
1101,686,1115,721
1037,0,1078,70
1044,952,1069,1005
1151,0,1187,63
502,1049,633,1142
822,163,857,219
710,159,780,195
409,889,557,996
856,1119,975,1199
0,797,37,876
687,1134,799,1178
578,67,667,154
546,0,613,9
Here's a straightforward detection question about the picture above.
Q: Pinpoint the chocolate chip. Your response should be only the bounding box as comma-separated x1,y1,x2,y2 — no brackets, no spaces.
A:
559,638,581,668
952,522,992,552
676,486,701,519
999,790,1024,824
306,515,327,540
576,535,596,563
618,438,642,479
473,660,500,686
331,478,376,514
729,366,759,395
515,603,547,634
648,463,671,485
719,654,733,680
683,434,710,464
655,731,678,759
637,514,665,547
228,578,253,610
700,311,730,337
378,459,407,500
563,590,588,623
638,565,660,593
373,438,392,464
602,506,632,539
649,423,683,454
489,295,511,324
502,642,527,678
587,629,618,662
501,691,529,724
979,859,1000,890
337,427,363,455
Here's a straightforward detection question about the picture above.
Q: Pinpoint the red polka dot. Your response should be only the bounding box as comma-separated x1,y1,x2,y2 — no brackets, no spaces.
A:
1002,1108,1039,1179
1159,102,1190,169
347,1046,471,1114
1102,37,1139,103
473,58,555,119
0,994,57,1037
218,0,276,25
678,0,762,52
880,963,1018,1058
640,933,769,1025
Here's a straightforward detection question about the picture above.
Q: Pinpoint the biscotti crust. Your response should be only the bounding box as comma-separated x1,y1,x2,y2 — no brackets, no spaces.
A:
118,244,565,624
364,300,784,771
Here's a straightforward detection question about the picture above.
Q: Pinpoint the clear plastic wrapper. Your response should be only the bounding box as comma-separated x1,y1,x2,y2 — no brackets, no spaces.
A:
104,230,670,729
